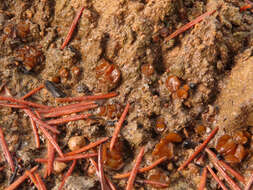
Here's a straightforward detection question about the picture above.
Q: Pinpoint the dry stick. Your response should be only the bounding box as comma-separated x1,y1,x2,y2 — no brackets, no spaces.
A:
198,167,207,190
219,160,245,183
65,137,109,156
56,92,118,102
0,96,50,109
59,160,77,190
42,104,97,118
35,153,98,163
126,147,145,190
90,158,117,190
38,101,95,113
24,109,60,134
21,84,44,100
178,126,219,171
206,165,228,190
0,127,15,172
205,148,241,190
34,173,47,190
0,103,26,109
60,7,85,50
25,170,41,190
164,9,216,42
245,172,253,190
110,103,130,151
30,117,40,149
6,165,39,190
114,156,167,179
136,180,169,188
47,113,91,125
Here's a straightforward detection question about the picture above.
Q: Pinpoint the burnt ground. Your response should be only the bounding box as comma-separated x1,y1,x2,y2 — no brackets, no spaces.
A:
0,0,253,189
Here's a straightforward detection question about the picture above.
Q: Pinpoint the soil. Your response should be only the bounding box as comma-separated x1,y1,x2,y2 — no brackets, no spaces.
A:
0,0,252,189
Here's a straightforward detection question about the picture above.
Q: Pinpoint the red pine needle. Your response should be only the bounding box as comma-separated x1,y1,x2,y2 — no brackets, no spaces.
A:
47,113,91,125
6,165,38,190
114,156,167,179
206,165,228,190
136,179,169,188
42,104,97,118
110,103,130,151
56,92,118,102
205,148,241,190
178,126,219,171
126,147,145,190
98,145,109,190
60,7,85,50
47,134,56,177
198,167,207,190
24,109,60,134
219,160,245,183
165,9,216,42
34,173,47,190
240,4,252,12
90,158,117,190
65,137,109,156
30,117,40,148
0,103,26,109
25,170,40,189
245,172,253,190
0,96,50,109
21,84,44,100
0,127,15,172
35,153,98,163
38,101,95,113
59,160,77,190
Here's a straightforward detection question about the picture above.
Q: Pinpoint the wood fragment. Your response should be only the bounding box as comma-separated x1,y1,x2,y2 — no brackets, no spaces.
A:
6,166,38,190
42,104,97,118
198,167,207,190
206,148,241,190
126,147,145,190
59,160,77,190
65,137,109,156
0,127,15,172
165,9,216,42
61,7,85,50
21,84,44,100
178,126,219,171
56,92,118,102
110,103,130,151
206,165,228,190
114,156,167,179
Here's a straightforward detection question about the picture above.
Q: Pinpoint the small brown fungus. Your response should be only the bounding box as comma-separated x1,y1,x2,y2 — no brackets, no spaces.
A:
68,136,86,151
102,141,125,170
95,59,121,91
166,76,181,92
155,117,166,133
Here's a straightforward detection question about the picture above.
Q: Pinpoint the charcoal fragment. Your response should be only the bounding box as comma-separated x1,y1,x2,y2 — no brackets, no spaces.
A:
44,80,66,98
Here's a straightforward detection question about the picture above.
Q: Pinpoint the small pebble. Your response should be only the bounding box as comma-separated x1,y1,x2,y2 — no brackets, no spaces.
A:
68,136,86,151
54,161,67,173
